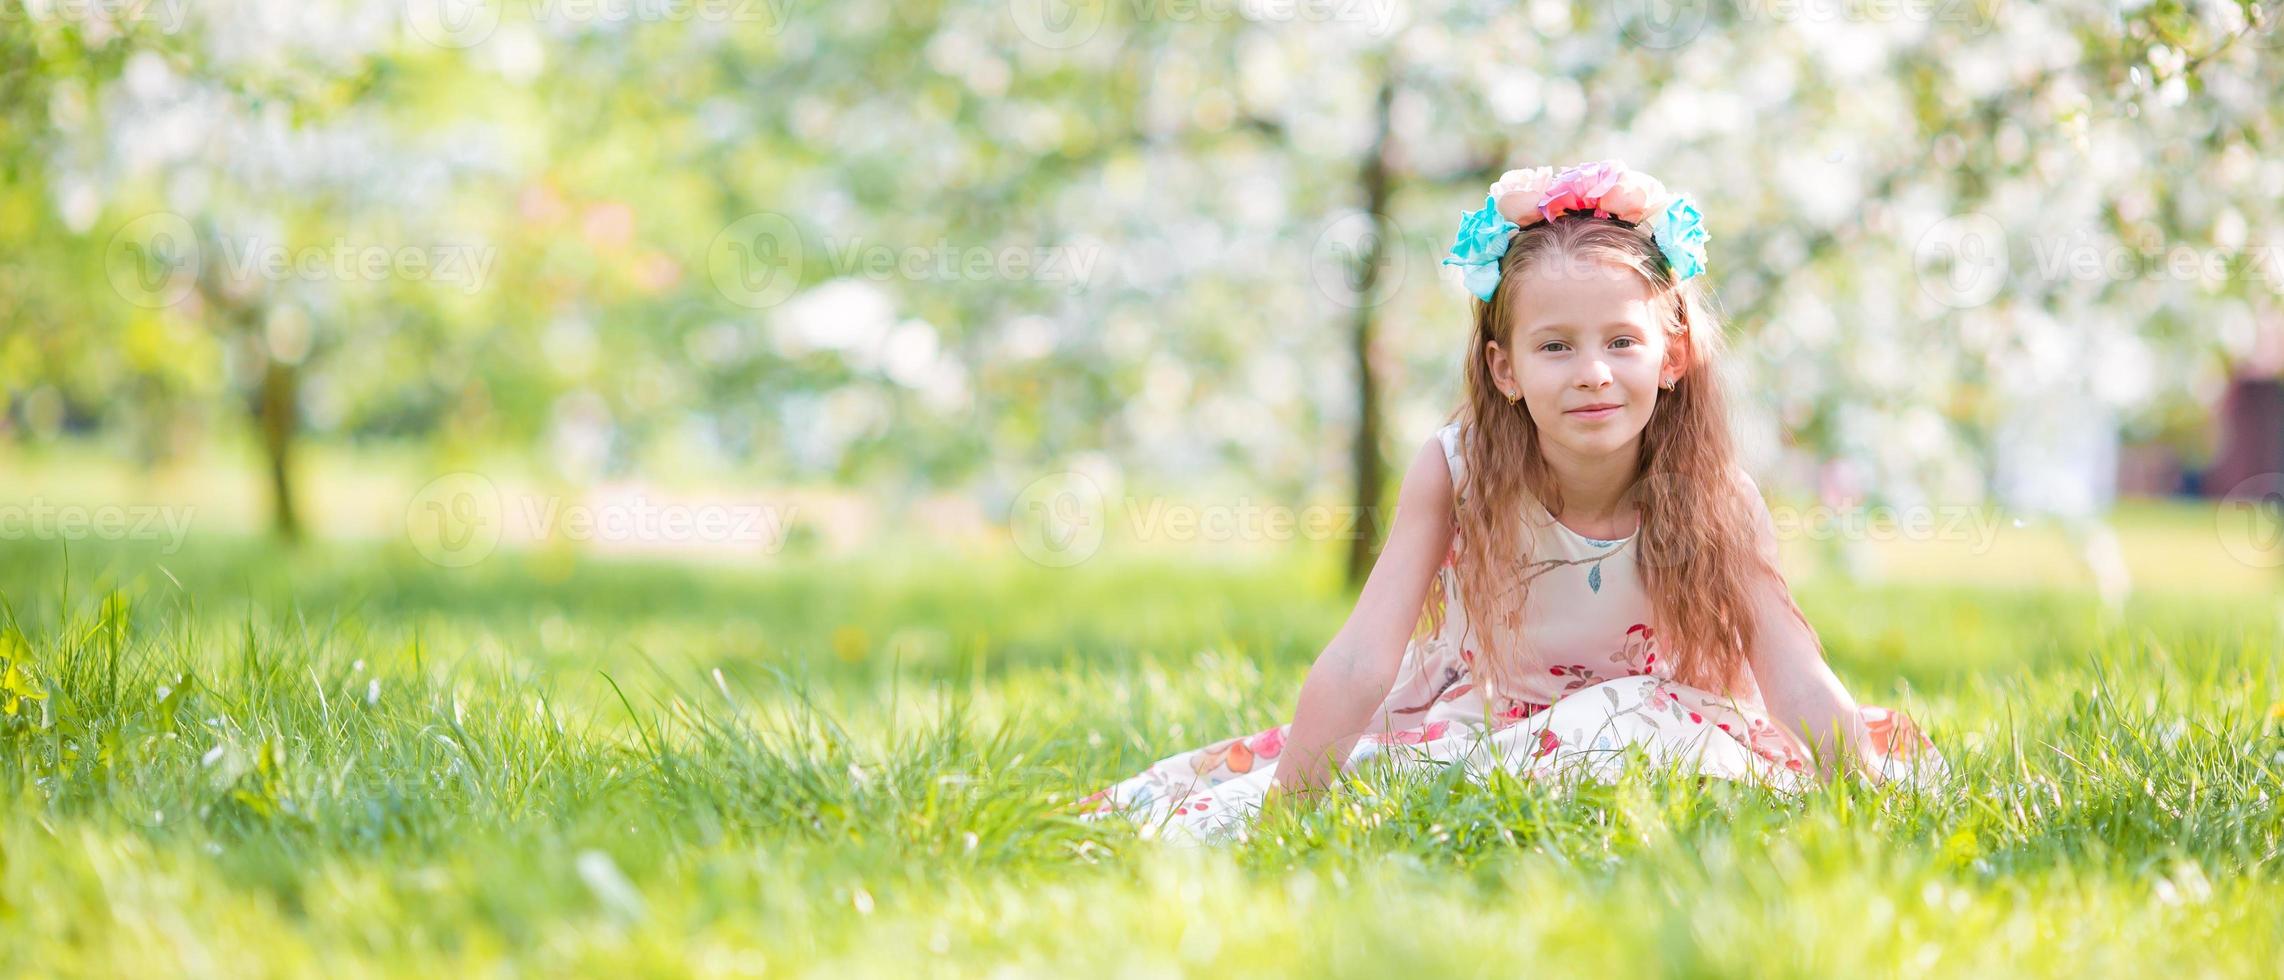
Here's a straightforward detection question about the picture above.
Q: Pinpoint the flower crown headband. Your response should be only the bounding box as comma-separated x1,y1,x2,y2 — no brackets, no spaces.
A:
1442,159,1710,302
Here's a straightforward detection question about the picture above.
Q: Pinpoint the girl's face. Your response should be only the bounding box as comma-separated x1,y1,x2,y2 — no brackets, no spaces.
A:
1486,256,1686,461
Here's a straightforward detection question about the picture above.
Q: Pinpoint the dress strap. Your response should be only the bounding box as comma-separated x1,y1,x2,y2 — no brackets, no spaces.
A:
1436,420,1469,504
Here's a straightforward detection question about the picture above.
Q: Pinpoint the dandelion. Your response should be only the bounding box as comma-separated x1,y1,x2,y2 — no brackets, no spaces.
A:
832,625,868,663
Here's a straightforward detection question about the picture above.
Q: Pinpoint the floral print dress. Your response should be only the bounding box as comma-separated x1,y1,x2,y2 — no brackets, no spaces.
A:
1073,421,1945,845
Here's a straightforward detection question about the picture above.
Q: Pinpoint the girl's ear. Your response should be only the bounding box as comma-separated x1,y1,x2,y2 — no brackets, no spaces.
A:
1662,324,1692,385
1485,339,1518,401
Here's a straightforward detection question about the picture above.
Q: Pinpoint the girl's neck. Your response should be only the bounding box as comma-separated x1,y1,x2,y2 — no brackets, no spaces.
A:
1540,437,1644,530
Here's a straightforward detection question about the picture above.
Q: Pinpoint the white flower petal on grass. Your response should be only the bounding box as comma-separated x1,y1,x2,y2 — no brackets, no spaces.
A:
575,850,646,923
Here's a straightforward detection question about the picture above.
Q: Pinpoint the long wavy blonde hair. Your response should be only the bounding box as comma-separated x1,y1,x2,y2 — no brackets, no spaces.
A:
1412,214,1792,699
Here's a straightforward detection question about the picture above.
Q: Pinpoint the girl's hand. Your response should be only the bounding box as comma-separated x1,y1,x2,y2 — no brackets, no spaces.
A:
1256,779,1330,820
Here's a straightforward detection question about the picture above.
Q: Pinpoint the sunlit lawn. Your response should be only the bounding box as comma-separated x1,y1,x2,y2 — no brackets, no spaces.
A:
0,485,2279,976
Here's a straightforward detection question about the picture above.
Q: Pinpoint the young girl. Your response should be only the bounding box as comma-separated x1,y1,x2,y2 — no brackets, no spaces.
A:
1074,160,1943,844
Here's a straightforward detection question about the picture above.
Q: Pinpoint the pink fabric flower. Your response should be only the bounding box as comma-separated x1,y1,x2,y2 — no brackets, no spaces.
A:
1247,726,1286,758
1489,166,1560,225
1379,719,1452,746
1502,700,1550,722
1538,161,1629,223
1597,170,1668,223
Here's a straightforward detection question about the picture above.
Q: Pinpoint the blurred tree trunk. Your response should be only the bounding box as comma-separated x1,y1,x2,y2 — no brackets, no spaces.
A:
1345,67,1395,590
258,355,302,542
203,269,304,544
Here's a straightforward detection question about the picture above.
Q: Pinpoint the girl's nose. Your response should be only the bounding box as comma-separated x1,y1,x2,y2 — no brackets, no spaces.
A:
1575,358,1614,387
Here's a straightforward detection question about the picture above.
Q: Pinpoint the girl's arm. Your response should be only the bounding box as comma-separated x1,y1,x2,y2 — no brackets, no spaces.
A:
1734,469,1880,783
1263,434,1456,807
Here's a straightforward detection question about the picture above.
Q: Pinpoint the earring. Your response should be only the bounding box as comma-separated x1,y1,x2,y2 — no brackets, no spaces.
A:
1659,377,1675,390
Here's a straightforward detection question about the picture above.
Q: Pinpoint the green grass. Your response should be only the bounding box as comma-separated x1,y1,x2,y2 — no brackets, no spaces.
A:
0,528,2278,977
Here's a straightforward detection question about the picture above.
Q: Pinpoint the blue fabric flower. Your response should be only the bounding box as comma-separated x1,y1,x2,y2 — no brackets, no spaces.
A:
1649,194,1710,281
1441,194,1518,301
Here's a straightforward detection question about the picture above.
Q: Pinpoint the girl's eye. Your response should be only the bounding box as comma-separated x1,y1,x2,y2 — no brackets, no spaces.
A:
1612,338,1639,349
1539,343,1567,353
